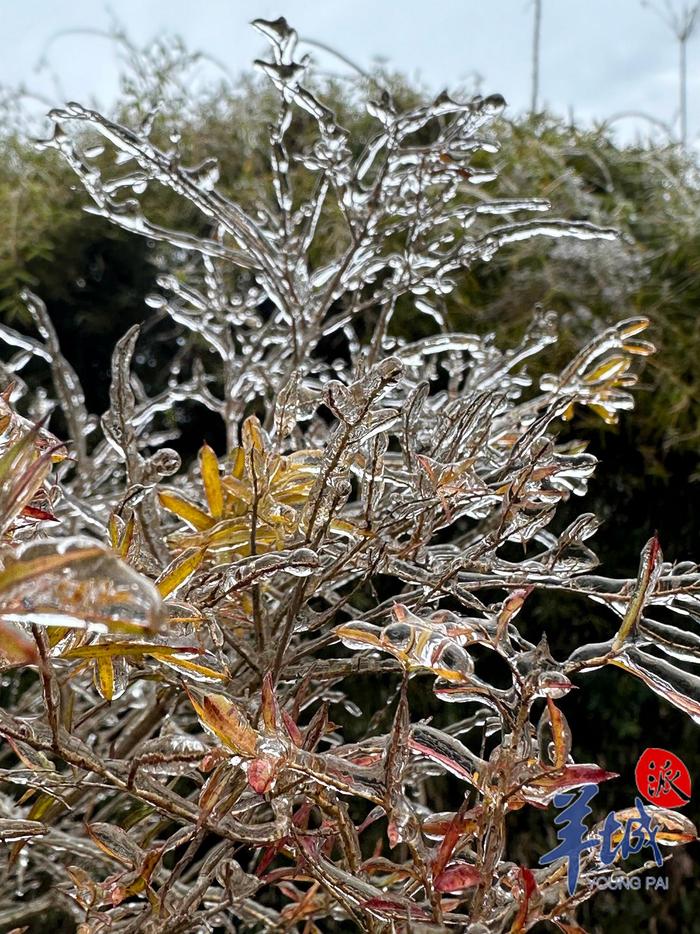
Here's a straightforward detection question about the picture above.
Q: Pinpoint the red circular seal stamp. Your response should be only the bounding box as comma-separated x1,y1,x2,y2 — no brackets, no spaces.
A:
635,748,691,808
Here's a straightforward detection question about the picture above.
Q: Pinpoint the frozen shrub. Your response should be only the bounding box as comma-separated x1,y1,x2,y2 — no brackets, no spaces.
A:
0,17,698,934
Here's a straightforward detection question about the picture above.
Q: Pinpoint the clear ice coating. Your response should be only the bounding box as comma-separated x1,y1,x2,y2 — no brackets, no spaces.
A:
0,15,697,934
0,537,164,634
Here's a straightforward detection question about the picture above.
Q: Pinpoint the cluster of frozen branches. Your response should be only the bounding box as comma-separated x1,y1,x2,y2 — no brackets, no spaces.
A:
0,17,699,934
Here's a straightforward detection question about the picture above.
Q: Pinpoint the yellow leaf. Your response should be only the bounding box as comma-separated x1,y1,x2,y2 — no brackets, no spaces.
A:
108,513,135,557
158,491,213,531
612,534,662,651
187,690,258,756
276,481,316,505
151,651,227,681
584,356,629,383
242,415,264,453
261,672,282,733
119,512,136,558
0,548,104,594
623,339,655,356
619,317,649,338
221,474,252,508
329,518,367,539
94,656,115,701
200,444,224,518
62,641,198,660
204,519,252,547
587,403,617,425
229,446,246,480
606,805,696,847
27,792,60,822
108,514,120,550
561,402,575,422
155,548,204,598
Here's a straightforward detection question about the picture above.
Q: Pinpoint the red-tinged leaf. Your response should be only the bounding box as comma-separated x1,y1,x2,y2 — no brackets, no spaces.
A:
199,748,228,773
532,764,618,791
247,757,278,794
256,843,287,879
281,709,303,746
302,703,329,751
20,504,57,522
349,751,383,767
356,805,385,835
361,856,415,879
409,724,485,784
432,804,481,876
256,803,312,878
511,866,538,933
261,671,282,734
434,862,481,892
0,429,56,534
520,865,537,897
521,764,618,805
555,764,618,786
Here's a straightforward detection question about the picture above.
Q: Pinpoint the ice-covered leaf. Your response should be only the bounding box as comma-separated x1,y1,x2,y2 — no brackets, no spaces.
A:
0,819,47,842
187,690,258,756
434,861,482,892
0,538,164,634
611,646,700,725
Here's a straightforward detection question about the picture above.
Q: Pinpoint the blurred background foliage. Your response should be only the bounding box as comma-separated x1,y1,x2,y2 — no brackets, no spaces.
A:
1,34,699,932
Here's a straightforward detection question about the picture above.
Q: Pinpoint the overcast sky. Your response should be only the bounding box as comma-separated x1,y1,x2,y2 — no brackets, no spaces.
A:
3,0,700,145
